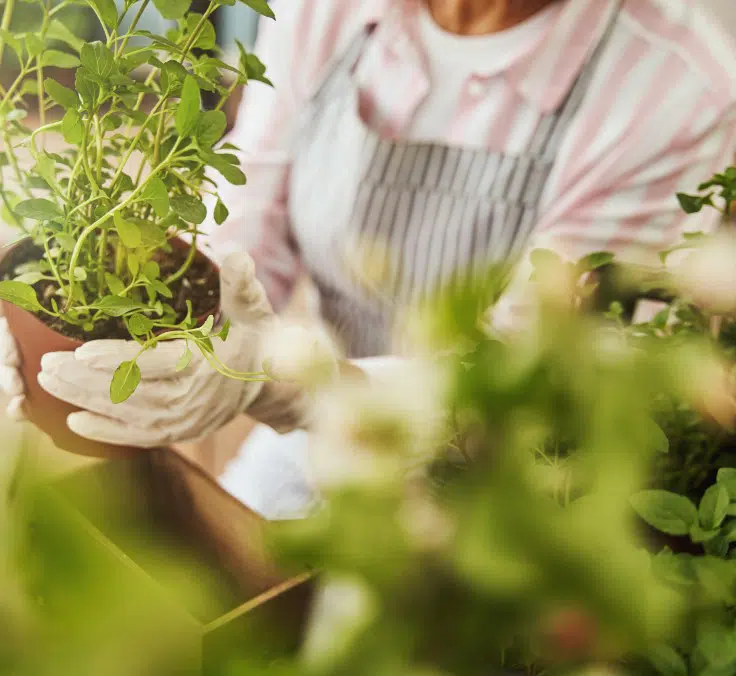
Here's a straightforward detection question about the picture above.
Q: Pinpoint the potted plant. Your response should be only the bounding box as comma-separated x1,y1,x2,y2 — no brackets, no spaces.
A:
0,0,273,456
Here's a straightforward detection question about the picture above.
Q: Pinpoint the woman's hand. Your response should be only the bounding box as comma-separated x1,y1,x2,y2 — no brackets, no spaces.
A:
34,252,314,447
0,317,26,421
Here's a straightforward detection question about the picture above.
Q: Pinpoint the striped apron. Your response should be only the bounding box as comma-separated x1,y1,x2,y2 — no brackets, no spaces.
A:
221,4,624,521
289,4,621,358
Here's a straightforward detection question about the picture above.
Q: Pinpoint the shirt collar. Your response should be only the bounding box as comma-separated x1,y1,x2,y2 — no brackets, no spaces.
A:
505,0,622,113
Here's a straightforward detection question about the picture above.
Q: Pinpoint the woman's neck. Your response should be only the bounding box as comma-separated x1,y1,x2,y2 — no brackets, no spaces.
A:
426,0,558,35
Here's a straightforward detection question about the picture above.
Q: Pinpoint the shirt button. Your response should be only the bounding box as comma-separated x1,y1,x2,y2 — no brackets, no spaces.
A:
467,79,488,98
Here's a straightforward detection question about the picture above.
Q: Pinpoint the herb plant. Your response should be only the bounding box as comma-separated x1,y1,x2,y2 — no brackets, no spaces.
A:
0,0,274,401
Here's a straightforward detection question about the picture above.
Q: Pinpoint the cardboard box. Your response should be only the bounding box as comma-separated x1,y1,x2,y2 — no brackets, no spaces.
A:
26,448,313,674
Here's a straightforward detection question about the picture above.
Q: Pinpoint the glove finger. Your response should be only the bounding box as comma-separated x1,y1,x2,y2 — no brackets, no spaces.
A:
66,412,166,448
72,340,193,379
6,395,26,421
220,252,272,323
0,318,21,367
0,365,24,396
40,354,184,416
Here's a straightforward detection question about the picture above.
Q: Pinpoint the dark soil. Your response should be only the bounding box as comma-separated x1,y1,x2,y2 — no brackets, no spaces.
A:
0,238,219,341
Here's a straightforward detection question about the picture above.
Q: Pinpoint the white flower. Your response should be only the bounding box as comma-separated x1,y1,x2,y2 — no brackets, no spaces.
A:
261,321,339,386
301,575,378,670
675,231,736,313
309,359,449,489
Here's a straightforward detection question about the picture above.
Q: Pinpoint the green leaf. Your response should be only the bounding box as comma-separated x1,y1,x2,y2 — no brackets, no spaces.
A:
121,48,154,72
216,319,231,341
690,524,721,544
55,233,76,252
34,153,59,191
577,251,614,273
205,152,246,185
73,267,87,281
700,483,731,530
694,558,736,605
105,273,125,296
696,621,736,668
723,520,736,543
243,51,272,85
61,108,83,145
142,261,160,281
648,645,687,676
196,109,226,147
718,470,736,500
630,490,698,536
137,221,167,248
127,314,154,336
152,0,191,20
89,0,118,29
80,41,116,79
171,194,206,224
15,198,63,221
214,198,229,225
176,347,193,371
718,468,736,486
40,50,80,68
140,178,170,218
0,281,42,312
175,76,200,137
0,29,23,61
239,0,274,19
200,315,214,336
677,192,705,214
44,78,79,109
114,212,142,248
160,59,188,93
152,280,173,298
47,20,85,52
75,69,99,106
110,360,141,404
25,34,44,57
90,296,145,316
185,13,216,49
127,252,140,277
651,550,696,587
13,272,45,285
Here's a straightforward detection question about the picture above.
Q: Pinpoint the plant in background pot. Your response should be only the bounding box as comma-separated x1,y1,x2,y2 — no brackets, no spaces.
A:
0,0,274,455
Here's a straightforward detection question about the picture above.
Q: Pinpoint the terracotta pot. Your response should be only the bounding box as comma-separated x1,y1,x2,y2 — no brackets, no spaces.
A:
0,238,220,459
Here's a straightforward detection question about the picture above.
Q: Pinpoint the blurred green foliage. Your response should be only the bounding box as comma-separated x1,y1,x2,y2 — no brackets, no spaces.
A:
4,169,736,676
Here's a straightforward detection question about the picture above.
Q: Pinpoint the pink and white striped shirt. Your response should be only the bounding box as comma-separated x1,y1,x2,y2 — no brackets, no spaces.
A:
205,0,736,326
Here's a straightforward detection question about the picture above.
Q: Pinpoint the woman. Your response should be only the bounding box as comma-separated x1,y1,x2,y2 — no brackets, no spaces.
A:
2,0,736,518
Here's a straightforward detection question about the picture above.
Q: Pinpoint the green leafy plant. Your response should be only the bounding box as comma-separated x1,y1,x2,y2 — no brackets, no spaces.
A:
0,0,274,400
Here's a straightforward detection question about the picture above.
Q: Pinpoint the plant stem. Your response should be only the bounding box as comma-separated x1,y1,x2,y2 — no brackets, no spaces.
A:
42,235,65,292
0,188,25,232
214,78,239,111
164,232,197,285
117,0,149,55
152,106,167,166
93,114,103,182
36,67,45,147
65,147,184,307
0,0,16,69
110,97,166,186
80,121,102,195
178,5,215,64
35,0,51,149
97,229,107,291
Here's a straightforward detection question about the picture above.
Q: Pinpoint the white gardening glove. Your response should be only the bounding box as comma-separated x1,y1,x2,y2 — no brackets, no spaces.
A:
37,251,322,447
0,317,26,421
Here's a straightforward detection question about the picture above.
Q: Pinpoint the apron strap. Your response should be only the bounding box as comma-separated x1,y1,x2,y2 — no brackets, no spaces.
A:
309,23,378,109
